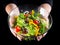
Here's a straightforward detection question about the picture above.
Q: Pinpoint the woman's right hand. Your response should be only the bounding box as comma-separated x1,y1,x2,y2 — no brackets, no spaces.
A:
5,3,23,41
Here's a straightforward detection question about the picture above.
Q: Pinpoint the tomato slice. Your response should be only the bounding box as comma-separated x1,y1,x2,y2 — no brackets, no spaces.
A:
33,20,39,24
15,26,21,32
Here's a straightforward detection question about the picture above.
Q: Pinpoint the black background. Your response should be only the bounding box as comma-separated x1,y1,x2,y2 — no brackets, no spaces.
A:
0,0,59,45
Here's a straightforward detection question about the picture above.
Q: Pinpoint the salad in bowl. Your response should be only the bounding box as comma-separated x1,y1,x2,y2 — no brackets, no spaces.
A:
8,7,53,41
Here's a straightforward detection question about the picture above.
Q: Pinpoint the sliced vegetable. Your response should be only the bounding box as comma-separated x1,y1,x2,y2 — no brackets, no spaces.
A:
34,26,40,36
15,26,21,32
22,27,28,34
11,10,49,41
33,20,39,24
19,13,25,19
32,10,35,15
14,16,18,19
16,17,25,27
24,14,29,17
25,18,29,23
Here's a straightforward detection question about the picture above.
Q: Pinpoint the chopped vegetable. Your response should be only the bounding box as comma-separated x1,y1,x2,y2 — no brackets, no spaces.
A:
10,10,49,41
15,26,21,32
33,20,39,24
32,10,35,15
14,16,18,19
19,13,25,19
24,14,29,17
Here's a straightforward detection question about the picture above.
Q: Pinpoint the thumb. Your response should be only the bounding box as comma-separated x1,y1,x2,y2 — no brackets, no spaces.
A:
5,3,19,16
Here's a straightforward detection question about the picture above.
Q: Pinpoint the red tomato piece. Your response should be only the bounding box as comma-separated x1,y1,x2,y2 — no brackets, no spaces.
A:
15,26,21,32
33,20,39,24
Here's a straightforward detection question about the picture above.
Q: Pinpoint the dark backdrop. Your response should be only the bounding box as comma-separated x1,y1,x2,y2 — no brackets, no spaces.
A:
0,0,59,45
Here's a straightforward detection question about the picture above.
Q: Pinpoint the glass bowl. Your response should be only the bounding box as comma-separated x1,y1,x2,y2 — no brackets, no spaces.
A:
8,6,53,41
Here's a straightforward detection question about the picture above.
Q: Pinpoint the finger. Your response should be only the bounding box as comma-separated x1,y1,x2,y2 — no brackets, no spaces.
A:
37,35,42,41
9,7,20,16
42,32,47,37
45,18,49,28
5,3,18,15
16,35,23,41
11,31,17,37
38,7,49,18
10,27,23,41
37,32,47,41
10,28,17,37
42,17,49,29
9,17,15,27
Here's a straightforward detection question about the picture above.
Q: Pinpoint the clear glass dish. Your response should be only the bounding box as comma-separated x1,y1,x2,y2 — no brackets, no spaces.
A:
8,6,53,41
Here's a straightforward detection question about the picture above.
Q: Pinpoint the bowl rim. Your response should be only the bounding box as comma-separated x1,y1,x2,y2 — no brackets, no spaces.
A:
8,7,53,37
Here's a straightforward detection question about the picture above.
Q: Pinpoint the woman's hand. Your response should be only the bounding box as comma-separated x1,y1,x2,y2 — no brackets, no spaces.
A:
37,3,51,41
5,3,19,16
5,3,23,41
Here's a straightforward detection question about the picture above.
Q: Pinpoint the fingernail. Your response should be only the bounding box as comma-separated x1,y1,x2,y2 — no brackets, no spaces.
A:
37,35,42,41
